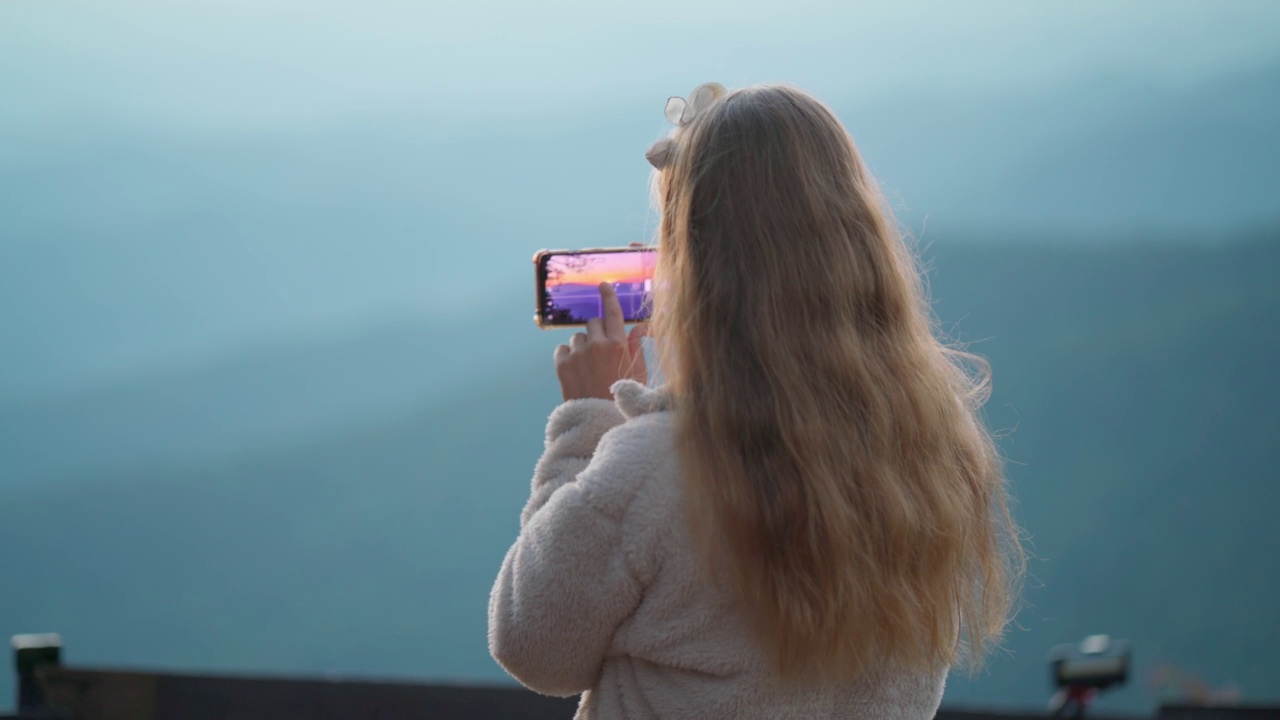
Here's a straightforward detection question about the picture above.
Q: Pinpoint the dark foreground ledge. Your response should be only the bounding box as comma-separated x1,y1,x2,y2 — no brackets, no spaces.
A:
9,667,1276,720
6,638,1276,720
8,665,577,720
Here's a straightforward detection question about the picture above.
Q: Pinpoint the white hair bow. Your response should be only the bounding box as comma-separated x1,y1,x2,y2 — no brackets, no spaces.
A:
645,82,727,169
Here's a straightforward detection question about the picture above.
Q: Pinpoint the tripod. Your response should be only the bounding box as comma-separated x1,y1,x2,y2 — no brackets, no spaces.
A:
1048,685,1098,719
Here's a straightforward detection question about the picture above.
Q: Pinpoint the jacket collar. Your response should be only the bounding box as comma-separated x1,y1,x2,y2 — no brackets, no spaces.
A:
611,379,672,418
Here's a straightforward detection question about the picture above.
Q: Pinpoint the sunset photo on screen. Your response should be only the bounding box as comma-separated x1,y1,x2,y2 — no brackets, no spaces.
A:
543,250,656,324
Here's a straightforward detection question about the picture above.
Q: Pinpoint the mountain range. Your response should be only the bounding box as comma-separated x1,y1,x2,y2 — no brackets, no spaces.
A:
2,61,1278,399
2,233,1277,714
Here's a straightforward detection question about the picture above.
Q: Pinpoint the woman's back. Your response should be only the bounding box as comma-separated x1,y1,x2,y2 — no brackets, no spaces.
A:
490,381,947,720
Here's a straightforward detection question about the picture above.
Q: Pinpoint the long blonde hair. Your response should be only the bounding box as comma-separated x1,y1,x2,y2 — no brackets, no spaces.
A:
649,85,1023,681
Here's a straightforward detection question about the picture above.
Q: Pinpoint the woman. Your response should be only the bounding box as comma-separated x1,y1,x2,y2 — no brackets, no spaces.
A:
489,83,1023,719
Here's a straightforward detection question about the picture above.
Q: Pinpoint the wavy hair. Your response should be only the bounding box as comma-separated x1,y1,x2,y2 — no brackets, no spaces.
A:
648,85,1023,681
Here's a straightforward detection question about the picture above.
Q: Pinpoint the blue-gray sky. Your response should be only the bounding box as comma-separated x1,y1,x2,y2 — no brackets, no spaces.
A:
4,1,1280,132
1,1,1278,396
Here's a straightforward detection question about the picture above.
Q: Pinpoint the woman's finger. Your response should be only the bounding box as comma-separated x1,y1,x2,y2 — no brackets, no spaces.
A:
625,323,648,382
585,317,604,341
554,344,571,363
570,331,588,349
599,282,626,341
627,323,647,360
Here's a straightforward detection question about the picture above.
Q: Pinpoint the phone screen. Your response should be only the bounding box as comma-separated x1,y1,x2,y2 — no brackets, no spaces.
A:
536,248,657,327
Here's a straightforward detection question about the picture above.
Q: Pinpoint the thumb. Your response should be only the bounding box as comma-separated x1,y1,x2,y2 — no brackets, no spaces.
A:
627,324,649,380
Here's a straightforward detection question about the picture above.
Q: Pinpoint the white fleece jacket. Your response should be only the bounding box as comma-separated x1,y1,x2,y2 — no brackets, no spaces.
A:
488,379,947,719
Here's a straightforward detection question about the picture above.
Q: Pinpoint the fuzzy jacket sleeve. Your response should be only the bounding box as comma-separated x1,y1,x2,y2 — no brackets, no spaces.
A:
488,397,645,697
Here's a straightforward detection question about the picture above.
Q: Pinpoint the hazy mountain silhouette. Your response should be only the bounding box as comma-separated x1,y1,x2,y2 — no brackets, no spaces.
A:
2,234,1276,715
851,62,1280,236
0,313,526,486
2,62,1277,400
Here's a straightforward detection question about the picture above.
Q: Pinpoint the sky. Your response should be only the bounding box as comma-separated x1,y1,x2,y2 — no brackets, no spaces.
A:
4,1,1280,135
547,251,655,288
1,1,1278,396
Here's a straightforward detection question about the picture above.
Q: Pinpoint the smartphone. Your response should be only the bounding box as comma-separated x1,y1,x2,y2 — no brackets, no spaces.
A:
533,247,657,328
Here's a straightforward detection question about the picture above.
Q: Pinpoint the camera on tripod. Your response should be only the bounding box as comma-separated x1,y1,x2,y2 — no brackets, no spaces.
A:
1047,634,1131,718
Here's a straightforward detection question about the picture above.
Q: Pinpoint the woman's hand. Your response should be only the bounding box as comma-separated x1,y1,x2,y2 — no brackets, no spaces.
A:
555,282,647,402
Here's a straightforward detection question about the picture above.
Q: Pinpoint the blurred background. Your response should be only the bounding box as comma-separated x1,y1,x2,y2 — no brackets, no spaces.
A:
1,0,1277,715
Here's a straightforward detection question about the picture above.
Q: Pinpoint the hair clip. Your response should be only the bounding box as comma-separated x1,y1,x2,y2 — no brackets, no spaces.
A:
645,82,727,169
